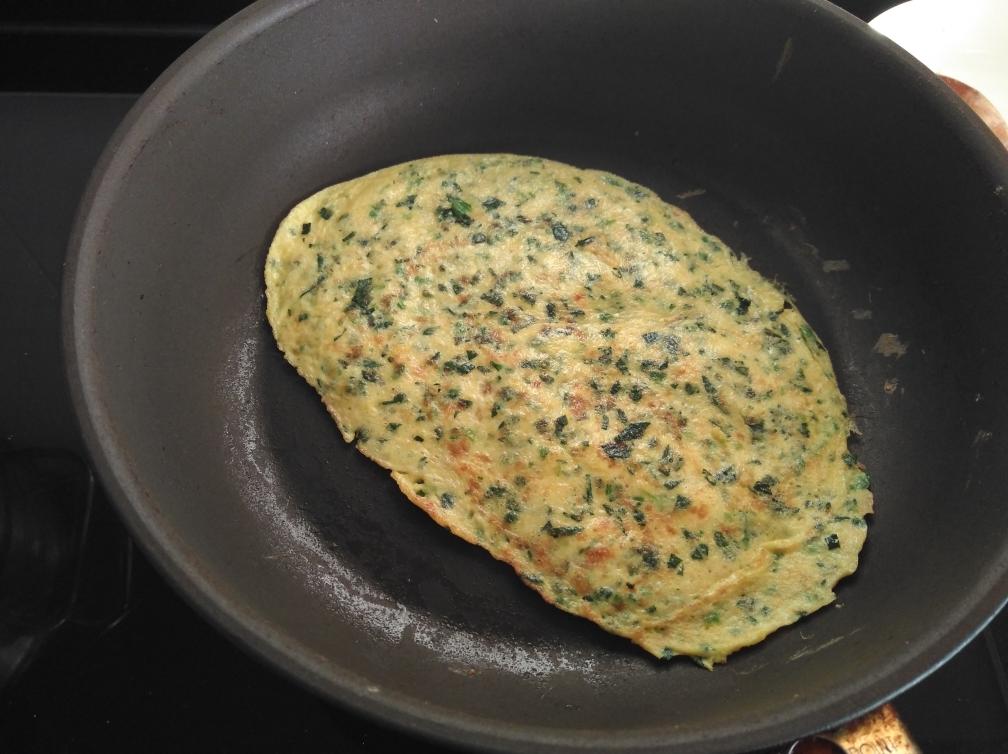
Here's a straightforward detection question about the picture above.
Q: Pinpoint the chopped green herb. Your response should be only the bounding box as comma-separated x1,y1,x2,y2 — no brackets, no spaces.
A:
481,289,504,307
745,417,765,440
640,546,660,569
632,504,647,527
613,421,649,443
443,358,475,375
601,441,631,459
850,472,871,490
437,195,473,226
542,520,583,538
347,277,373,314
752,475,777,496
551,221,570,242
554,415,568,437
299,274,326,298
701,375,725,412
583,586,614,603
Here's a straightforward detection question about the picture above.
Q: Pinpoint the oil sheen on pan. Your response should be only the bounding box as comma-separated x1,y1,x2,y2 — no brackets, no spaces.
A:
264,154,873,667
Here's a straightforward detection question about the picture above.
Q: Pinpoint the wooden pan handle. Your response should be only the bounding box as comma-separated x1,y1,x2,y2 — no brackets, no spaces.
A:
789,704,921,754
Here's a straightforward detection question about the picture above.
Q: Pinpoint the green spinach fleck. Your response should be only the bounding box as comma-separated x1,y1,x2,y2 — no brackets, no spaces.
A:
613,421,649,443
691,543,709,560
437,195,474,226
667,553,684,574
542,520,583,538
601,441,631,459
551,221,570,242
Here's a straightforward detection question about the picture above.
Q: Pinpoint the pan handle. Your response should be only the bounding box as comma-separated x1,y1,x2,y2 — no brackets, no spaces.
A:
789,704,921,754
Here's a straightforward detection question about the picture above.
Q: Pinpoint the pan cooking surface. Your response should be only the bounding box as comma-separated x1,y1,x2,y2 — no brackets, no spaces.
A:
219,165,874,680
65,1,1008,751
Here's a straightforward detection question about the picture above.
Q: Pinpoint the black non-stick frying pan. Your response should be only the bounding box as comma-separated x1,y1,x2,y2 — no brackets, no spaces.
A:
63,1,1008,751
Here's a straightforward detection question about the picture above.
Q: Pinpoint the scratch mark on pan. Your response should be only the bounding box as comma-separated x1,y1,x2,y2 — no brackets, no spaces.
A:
675,188,707,199
789,627,862,661
851,309,872,320
731,661,768,676
821,259,850,273
772,37,794,83
872,333,908,358
965,430,993,491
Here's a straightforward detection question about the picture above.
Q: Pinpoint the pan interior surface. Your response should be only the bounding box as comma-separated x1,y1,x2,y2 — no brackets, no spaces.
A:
64,1,1008,751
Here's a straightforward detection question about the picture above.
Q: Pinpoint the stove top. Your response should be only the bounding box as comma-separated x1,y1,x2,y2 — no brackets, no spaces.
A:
1,92,1007,754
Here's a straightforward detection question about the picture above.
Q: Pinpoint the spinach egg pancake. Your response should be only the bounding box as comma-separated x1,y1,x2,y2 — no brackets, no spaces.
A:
264,154,873,667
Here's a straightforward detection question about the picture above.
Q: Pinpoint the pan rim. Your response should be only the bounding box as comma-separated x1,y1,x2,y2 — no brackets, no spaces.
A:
61,0,1008,751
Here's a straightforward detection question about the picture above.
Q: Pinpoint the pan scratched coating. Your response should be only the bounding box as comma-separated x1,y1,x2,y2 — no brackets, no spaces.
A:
264,154,872,666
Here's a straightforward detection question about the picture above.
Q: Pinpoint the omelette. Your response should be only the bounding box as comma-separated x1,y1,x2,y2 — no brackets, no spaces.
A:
264,154,873,667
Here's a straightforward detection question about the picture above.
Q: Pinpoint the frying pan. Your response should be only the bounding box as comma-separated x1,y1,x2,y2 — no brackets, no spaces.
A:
62,0,1008,751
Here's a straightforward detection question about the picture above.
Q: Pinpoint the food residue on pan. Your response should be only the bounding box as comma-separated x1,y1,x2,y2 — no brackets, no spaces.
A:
821,259,850,273
675,188,707,200
872,333,908,358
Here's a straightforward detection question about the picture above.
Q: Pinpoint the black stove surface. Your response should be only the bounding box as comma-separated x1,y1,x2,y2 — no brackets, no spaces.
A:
2,89,1008,753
